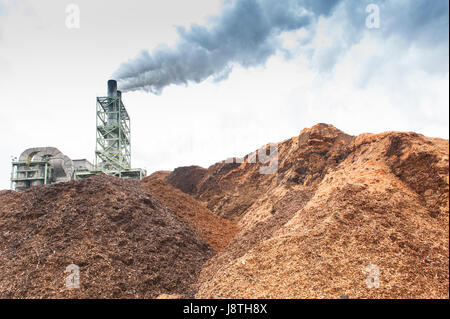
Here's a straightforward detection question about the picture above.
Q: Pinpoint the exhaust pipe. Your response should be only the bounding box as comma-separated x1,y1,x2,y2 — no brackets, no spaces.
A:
106,80,119,155
107,79,117,98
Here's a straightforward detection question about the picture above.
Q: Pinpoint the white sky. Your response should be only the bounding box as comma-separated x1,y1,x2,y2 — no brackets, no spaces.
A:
0,0,448,189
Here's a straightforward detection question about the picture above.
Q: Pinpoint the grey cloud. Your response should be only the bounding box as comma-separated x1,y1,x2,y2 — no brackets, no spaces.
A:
383,0,449,47
344,0,449,47
113,0,448,94
113,0,341,94
310,0,448,73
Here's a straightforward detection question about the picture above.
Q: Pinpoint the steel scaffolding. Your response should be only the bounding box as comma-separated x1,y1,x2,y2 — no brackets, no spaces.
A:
95,95,131,172
74,80,145,180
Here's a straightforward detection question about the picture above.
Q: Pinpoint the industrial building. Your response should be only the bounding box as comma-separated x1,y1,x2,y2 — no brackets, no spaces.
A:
11,80,146,191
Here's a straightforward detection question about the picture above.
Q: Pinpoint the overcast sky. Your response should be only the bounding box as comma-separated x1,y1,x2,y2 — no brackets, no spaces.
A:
0,0,448,189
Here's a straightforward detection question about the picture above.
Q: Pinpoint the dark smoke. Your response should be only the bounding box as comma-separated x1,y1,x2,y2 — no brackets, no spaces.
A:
113,0,340,94
113,0,449,94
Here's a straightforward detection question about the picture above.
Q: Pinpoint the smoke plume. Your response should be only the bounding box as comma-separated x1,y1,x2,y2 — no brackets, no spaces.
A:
113,0,340,94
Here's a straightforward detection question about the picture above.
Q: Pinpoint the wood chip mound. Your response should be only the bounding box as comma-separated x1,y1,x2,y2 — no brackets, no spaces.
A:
141,175,238,252
0,175,213,298
1,123,447,299
192,125,449,299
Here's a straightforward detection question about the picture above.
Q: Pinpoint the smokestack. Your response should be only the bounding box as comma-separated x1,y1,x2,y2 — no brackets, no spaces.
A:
107,79,118,98
106,80,119,127
117,90,122,102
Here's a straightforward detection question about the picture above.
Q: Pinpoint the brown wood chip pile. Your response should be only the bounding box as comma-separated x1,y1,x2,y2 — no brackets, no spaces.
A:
1,124,447,299
0,175,213,298
141,175,238,252
194,126,449,299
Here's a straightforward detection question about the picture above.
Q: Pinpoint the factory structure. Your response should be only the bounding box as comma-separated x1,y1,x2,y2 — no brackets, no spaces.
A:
11,80,146,191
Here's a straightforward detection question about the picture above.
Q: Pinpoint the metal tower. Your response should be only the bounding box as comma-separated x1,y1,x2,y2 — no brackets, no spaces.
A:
75,80,145,180
95,80,131,172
